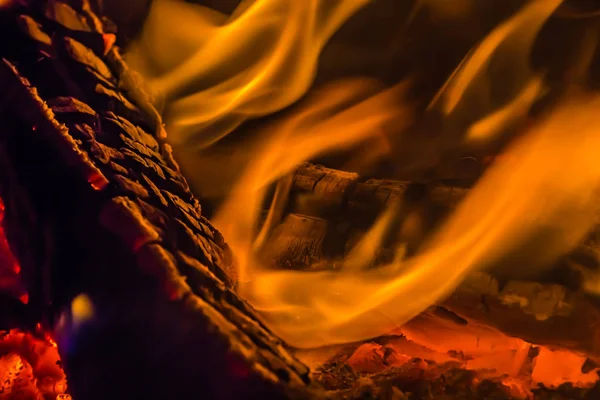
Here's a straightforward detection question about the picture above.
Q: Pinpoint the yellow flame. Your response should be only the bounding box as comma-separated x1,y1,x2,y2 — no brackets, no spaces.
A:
127,0,370,148
344,205,399,272
464,9,600,144
213,78,415,284
216,94,600,349
429,0,562,137
466,75,544,142
131,0,600,350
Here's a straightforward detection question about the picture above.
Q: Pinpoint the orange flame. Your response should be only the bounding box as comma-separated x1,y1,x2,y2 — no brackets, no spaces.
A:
213,77,415,284
430,0,561,117
127,0,371,148
217,94,600,348
206,0,600,349
133,0,600,351
427,0,563,151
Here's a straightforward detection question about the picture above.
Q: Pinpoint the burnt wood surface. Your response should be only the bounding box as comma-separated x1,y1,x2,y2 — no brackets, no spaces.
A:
0,1,314,399
262,163,600,361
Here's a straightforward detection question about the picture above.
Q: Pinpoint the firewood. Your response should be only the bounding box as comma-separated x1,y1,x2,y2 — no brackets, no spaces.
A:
262,163,600,362
0,1,315,398
285,163,600,277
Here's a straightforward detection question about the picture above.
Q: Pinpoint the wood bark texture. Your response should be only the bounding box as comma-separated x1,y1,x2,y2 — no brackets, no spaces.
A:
0,1,314,399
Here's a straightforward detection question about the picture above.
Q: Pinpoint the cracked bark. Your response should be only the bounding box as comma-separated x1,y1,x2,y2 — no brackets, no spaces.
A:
0,1,314,399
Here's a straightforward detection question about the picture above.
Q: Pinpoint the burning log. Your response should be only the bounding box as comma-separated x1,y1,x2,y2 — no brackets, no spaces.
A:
0,1,598,399
262,163,600,362
0,1,314,398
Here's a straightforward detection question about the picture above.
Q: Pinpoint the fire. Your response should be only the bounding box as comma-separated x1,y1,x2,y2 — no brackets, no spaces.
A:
399,314,599,388
429,0,561,117
0,330,68,398
0,198,26,302
127,0,371,148
213,77,414,285
132,0,600,360
216,94,600,349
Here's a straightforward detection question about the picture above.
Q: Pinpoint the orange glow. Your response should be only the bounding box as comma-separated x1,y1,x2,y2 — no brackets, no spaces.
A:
127,0,370,148
301,316,598,394
0,197,26,300
130,4,600,395
429,0,561,117
427,0,563,154
45,335,58,349
130,0,600,351
213,78,414,284
71,293,95,328
399,314,532,374
213,92,600,349
0,330,67,397
201,0,600,349
399,314,599,389
532,348,598,387
35,323,58,349
466,76,543,142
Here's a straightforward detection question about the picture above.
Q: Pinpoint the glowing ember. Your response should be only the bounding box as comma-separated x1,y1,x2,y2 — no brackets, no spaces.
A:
0,330,68,398
0,198,26,302
399,314,599,389
303,315,599,396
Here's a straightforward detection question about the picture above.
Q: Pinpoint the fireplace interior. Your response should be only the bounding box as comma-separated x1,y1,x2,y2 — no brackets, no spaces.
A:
1,0,600,399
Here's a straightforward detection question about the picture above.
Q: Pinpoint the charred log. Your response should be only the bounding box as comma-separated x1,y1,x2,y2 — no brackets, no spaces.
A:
262,163,600,363
0,1,314,399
